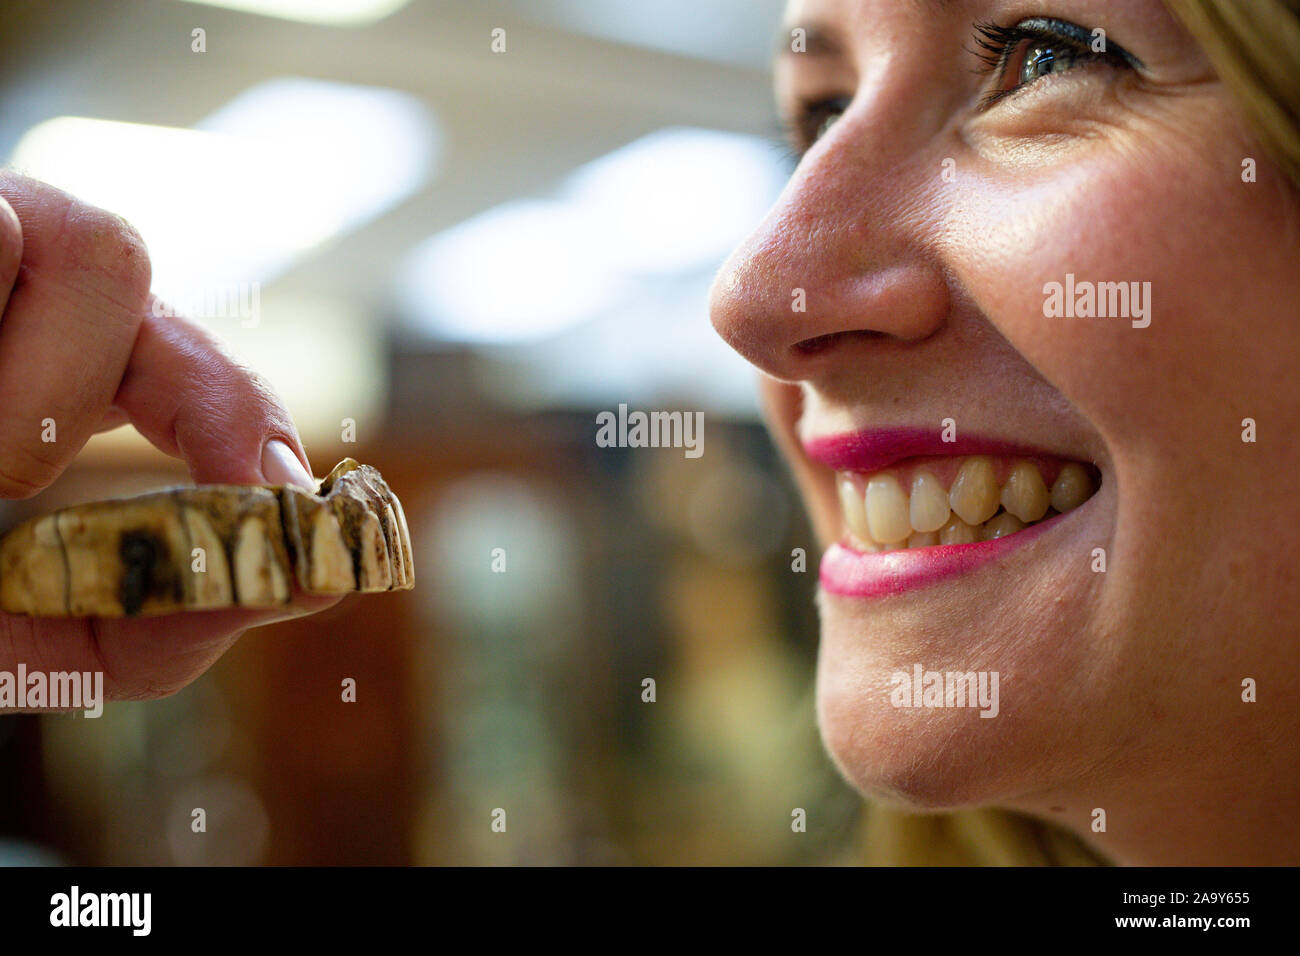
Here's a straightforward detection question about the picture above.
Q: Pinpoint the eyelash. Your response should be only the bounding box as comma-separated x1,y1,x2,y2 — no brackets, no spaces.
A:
971,17,1138,110
784,18,1140,155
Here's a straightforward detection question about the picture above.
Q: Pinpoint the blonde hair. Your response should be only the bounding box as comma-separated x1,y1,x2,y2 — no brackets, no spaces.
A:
857,806,1110,866
1169,0,1300,187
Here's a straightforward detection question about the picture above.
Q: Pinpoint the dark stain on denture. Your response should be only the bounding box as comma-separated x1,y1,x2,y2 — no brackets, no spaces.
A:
119,531,177,616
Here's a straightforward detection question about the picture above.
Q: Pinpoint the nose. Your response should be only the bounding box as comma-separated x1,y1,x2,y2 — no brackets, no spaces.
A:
709,114,951,383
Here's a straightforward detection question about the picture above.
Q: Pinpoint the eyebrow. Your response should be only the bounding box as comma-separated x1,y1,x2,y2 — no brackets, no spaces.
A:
776,20,846,59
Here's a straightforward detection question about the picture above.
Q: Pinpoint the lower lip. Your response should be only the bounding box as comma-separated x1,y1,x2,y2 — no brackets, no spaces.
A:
819,514,1062,599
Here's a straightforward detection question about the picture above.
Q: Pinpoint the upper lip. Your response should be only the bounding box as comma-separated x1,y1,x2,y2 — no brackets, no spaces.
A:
802,427,1085,474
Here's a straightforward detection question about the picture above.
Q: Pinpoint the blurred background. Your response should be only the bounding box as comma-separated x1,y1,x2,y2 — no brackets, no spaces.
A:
0,0,870,865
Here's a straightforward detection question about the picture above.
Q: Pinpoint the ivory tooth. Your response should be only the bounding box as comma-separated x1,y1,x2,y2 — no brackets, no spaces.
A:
319,458,362,494
980,511,1026,540
0,515,68,616
1051,463,1096,512
380,504,407,590
389,495,415,589
357,472,409,589
233,516,290,606
838,474,872,544
907,530,939,549
279,488,313,592
57,503,187,617
308,508,355,593
180,507,233,609
282,486,356,594
1000,461,1050,523
866,474,911,543
909,470,951,533
355,510,393,592
326,464,407,591
938,515,978,545
949,456,1000,525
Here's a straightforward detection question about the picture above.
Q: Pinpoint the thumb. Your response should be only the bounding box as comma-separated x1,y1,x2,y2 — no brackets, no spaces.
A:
115,302,316,489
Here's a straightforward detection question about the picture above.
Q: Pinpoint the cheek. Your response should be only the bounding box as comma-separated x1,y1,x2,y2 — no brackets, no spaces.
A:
946,103,1299,467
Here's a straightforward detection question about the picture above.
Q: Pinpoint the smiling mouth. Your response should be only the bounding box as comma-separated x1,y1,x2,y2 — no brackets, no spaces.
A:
836,455,1098,552
802,429,1103,598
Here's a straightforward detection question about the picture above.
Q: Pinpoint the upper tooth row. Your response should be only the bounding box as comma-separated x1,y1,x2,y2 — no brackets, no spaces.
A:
838,458,1095,545
0,458,415,618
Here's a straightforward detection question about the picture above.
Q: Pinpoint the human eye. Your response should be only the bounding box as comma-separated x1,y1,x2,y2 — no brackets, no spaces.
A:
972,17,1142,110
784,93,854,156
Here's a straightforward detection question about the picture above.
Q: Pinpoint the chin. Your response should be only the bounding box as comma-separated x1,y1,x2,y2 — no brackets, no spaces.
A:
811,584,1107,814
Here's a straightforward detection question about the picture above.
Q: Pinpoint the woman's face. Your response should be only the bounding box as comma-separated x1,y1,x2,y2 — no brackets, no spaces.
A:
710,0,1300,862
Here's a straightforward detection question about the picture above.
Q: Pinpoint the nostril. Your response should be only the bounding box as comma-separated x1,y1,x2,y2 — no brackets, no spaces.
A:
794,330,888,354
795,333,843,354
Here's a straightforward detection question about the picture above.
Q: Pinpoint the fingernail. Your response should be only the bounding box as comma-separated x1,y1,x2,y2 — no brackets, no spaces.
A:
261,439,316,490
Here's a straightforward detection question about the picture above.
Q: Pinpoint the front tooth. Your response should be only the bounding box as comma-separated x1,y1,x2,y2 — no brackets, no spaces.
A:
389,495,415,588
356,511,394,591
949,456,1000,525
909,471,951,533
980,511,1026,540
866,475,911,543
838,474,872,543
181,507,234,609
233,516,290,606
380,504,406,590
1050,463,1095,512
907,530,939,548
308,509,355,593
0,515,69,616
1000,461,1050,523
58,503,188,617
938,515,978,545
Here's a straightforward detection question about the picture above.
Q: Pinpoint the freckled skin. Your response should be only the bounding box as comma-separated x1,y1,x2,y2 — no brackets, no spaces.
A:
710,0,1300,864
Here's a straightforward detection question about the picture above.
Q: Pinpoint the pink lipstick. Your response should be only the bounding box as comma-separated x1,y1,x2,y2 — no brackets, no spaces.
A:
818,517,1061,598
804,427,1052,474
805,429,1097,599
